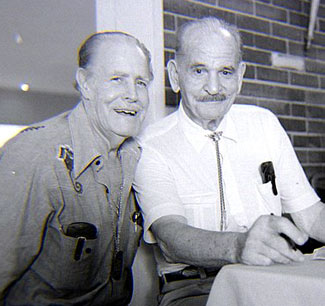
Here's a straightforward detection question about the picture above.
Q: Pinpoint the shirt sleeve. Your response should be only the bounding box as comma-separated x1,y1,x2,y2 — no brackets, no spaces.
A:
133,144,186,243
0,140,54,300
264,110,320,213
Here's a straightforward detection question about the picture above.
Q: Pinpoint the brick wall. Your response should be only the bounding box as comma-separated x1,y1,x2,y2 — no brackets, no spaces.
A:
163,0,325,179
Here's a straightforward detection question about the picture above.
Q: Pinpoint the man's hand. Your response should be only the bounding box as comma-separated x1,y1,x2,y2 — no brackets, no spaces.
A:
238,215,308,266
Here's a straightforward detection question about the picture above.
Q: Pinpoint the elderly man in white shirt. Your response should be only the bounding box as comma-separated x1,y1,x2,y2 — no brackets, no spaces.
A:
133,17,325,306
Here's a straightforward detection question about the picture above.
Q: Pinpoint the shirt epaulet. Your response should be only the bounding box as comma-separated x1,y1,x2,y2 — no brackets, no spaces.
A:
19,126,45,133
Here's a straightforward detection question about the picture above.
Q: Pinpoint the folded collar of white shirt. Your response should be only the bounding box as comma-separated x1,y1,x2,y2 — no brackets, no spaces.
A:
178,101,238,152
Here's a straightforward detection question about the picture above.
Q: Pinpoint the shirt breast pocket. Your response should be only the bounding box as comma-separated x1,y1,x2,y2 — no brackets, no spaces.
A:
256,181,282,215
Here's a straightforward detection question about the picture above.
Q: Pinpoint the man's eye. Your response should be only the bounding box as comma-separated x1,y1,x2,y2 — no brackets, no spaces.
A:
110,76,122,82
194,68,203,75
137,80,147,88
221,70,233,76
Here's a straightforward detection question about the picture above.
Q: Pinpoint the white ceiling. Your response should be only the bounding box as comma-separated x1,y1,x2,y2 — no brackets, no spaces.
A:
0,0,96,95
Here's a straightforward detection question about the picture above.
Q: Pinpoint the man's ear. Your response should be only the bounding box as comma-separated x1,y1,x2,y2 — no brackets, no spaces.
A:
237,62,246,94
76,67,92,100
167,59,180,93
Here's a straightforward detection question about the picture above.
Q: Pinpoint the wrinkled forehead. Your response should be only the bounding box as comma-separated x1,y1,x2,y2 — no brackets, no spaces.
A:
179,26,240,64
92,35,146,64
87,35,151,78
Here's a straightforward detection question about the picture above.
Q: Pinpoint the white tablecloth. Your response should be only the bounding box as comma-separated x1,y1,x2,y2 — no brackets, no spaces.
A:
206,256,325,306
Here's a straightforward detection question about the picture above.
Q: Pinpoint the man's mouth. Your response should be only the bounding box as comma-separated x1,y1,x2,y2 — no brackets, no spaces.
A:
114,109,138,116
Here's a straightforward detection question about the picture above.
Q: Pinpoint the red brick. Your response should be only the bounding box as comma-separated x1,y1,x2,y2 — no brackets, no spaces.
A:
256,3,287,22
164,50,174,66
309,120,325,133
164,13,175,31
273,0,302,12
293,135,322,148
272,23,305,42
319,19,325,32
243,47,272,65
255,34,286,53
289,12,309,28
288,41,318,59
237,15,270,34
241,82,305,101
307,106,325,119
320,77,325,89
316,48,325,61
306,46,319,60
302,2,310,14
244,65,255,79
290,72,319,88
164,32,176,49
256,66,288,83
292,104,306,117
235,96,258,106
309,151,325,163
219,0,254,14
305,91,325,105
318,6,325,18
163,0,236,24
258,99,290,115
240,30,254,47
165,88,179,106
278,117,306,132
305,59,325,75
176,16,193,28
304,166,325,181
288,41,305,57
313,32,325,47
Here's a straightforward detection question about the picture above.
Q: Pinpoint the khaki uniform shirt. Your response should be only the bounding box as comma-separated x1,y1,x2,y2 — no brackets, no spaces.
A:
0,102,142,305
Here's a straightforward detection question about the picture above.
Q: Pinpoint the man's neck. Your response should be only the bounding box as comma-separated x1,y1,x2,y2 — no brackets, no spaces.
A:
181,103,224,131
204,119,223,131
88,119,126,153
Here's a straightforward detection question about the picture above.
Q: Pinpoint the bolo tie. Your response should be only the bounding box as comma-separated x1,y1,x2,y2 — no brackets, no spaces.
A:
207,131,227,231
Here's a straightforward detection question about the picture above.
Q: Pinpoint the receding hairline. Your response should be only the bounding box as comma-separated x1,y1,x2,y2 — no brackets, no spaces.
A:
78,31,154,80
175,17,242,63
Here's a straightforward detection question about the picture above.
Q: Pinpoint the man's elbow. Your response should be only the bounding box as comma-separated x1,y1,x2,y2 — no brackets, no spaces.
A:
151,215,187,262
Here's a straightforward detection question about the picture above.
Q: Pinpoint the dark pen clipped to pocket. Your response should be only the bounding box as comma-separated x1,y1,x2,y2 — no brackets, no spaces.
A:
65,222,98,261
260,161,278,196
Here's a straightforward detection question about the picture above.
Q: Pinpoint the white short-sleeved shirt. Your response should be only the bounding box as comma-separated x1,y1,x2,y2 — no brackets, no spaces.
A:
134,103,319,273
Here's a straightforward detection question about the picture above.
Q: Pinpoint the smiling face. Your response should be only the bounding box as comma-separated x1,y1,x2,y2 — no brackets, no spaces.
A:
169,25,245,130
77,35,151,146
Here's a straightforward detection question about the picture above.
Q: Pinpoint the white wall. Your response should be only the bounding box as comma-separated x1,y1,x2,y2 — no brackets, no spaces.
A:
0,124,25,147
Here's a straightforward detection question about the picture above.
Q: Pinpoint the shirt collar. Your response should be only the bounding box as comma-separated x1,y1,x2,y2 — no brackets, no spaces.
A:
68,102,102,178
178,101,238,152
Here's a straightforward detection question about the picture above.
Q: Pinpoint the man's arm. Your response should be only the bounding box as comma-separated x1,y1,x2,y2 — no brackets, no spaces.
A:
151,213,307,267
0,142,52,300
291,201,325,243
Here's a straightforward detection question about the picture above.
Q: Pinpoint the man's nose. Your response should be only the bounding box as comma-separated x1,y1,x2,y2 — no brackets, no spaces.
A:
124,81,138,102
204,71,220,95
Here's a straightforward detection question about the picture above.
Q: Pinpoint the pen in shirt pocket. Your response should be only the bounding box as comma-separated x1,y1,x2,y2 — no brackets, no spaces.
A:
270,213,297,251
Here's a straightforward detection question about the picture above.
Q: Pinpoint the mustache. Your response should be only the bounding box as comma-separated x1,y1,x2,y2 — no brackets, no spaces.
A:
196,93,227,102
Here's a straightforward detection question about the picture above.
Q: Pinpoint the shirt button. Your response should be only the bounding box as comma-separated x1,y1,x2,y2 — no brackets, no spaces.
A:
85,248,92,254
